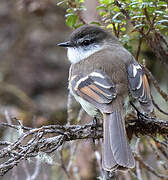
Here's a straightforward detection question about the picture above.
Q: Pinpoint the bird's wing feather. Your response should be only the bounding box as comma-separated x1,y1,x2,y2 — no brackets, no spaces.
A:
70,70,117,113
127,62,153,112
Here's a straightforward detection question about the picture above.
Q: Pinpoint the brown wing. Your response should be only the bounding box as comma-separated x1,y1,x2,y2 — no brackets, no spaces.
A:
70,70,117,113
127,62,153,113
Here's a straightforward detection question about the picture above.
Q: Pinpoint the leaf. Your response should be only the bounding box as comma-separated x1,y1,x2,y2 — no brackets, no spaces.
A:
99,0,114,5
121,34,130,43
113,19,122,23
112,12,121,20
121,27,126,32
113,7,120,12
65,13,74,17
57,0,66,6
130,2,139,6
163,15,168,18
74,23,84,29
155,20,168,25
155,10,166,15
66,8,73,13
134,23,145,29
66,14,78,28
99,11,107,16
78,6,86,11
96,5,106,10
131,15,145,19
106,24,113,29
157,1,167,7
90,21,102,26
112,12,122,23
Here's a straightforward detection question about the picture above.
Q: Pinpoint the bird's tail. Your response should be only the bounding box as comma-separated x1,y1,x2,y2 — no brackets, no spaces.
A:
102,110,135,171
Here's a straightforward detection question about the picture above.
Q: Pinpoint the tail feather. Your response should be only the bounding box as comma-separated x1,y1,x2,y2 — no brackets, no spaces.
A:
102,111,135,171
102,117,118,171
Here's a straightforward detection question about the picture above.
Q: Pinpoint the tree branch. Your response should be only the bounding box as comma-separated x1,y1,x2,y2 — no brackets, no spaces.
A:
0,115,168,176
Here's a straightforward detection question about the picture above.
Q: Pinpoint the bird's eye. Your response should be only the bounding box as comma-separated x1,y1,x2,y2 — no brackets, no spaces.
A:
82,40,90,46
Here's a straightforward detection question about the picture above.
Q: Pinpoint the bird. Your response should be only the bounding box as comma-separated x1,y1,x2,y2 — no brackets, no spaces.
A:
58,25,153,171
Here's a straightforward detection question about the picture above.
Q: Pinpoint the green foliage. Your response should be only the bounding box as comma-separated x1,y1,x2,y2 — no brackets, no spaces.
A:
58,0,167,31
57,0,167,52
97,0,168,49
65,14,78,28
57,0,85,28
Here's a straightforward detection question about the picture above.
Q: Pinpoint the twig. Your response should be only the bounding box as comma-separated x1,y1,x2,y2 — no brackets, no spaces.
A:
30,158,41,180
144,67,168,102
135,138,143,180
67,92,73,124
136,36,143,61
155,141,168,159
76,108,85,123
59,148,71,180
68,0,87,25
151,94,168,116
147,137,162,161
135,153,168,179
22,161,31,180
67,142,78,171
151,136,168,148
0,114,168,176
129,170,139,180
114,1,168,69
148,137,168,170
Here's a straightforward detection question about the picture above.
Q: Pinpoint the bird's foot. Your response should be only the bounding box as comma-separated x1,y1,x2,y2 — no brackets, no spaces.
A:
91,117,98,147
130,101,151,120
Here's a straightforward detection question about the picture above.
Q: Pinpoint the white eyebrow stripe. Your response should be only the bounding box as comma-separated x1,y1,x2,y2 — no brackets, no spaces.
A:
136,75,142,89
90,72,105,79
74,76,88,91
94,81,111,89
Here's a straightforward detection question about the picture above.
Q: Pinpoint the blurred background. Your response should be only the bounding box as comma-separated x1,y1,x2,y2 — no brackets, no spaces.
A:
0,0,71,126
0,0,70,179
0,0,167,179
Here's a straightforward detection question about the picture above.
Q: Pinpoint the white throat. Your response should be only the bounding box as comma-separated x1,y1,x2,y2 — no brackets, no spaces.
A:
67,45,103,64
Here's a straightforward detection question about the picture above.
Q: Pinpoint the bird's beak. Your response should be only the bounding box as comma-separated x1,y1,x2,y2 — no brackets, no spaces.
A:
57,41,72,47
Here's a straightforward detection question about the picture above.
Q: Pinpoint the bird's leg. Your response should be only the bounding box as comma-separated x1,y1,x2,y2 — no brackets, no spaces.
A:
130,101,150,120
91,117,98,148
92,117,98,129
103,170,117,180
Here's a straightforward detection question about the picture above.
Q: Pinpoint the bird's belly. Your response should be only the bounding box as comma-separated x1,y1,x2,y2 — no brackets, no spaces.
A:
71,91,98,117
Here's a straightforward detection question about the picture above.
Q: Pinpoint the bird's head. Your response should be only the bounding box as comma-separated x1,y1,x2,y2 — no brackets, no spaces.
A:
58,25,118,63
